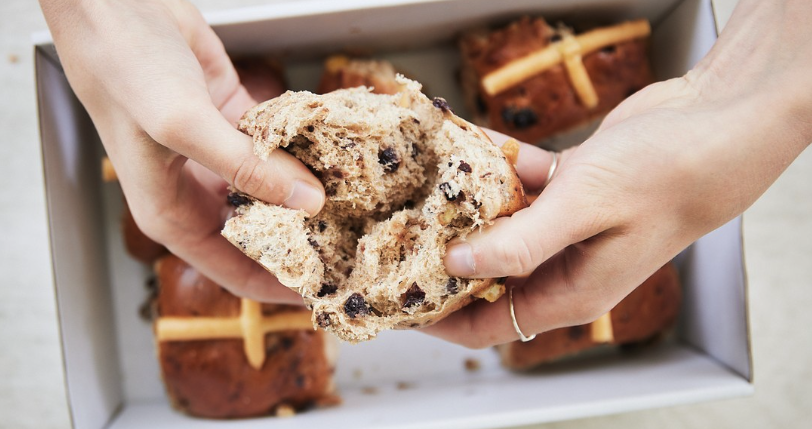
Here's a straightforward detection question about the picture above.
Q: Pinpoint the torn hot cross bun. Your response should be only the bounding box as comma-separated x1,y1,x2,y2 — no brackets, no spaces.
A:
223,76,527,342
317,55,402,95
154,254,339,418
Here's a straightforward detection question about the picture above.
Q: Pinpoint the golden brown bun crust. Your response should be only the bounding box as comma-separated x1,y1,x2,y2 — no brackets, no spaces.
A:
460,17,653,145
232,57,288,103
155,255,337,419
317,57,402,95
121,203,168,264
497,263,681,371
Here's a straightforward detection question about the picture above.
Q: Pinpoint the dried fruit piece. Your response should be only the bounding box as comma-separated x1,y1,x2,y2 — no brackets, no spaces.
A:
402,283,426,309
438,182,459,201
378,147,400,173
317,283,338,297
432,97,452,112
316,313,332,328
445,278,459,295
438,206,457,225
344,293,370,318
227,193,252,207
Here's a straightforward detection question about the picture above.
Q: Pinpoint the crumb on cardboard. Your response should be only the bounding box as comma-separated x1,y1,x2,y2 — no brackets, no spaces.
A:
396,381,415,390
8,54,19,64
352,368,363,380
275,404,295,418
361,386,378,395
464,357,481,372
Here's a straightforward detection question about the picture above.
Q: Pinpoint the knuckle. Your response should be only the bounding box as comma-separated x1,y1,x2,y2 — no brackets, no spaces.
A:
568,298,606,327
129,203,175,244
148,107,195,147
459,333,489,350
232,157,274,199
496,236,541,276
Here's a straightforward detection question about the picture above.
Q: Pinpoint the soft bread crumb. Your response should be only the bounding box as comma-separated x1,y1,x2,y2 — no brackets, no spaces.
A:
224,77,526,342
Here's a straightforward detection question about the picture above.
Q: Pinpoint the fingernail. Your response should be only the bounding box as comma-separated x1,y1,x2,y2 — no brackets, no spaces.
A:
284,180,324,216
444,242,476,276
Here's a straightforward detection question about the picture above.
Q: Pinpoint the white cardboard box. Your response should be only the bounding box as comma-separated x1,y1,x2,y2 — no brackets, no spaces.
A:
35,0,752,428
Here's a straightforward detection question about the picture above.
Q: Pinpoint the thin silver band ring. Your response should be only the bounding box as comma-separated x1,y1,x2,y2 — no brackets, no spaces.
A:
543,152,559,188
509,287,536,342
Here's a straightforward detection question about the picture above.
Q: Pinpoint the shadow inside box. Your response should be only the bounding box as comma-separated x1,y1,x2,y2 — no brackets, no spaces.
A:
514,337,681,377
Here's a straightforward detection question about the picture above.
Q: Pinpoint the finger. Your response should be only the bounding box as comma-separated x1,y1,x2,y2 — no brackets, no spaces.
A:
104,1,325,216
426,231,663,348
482,128,569,193
443,177,610,278
167,220,304,304
127,160,303,304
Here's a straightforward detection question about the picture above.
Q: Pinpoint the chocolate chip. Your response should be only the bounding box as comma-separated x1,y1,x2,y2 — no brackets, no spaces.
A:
411,142,420,158
501,107,538,129
308,237,319,248
432,97,452,113
318,220,327,232
316,313,332,327
549,33,562,43
458,161,472,173
404,200,415,210
378,147,400,173
402,283,426,309
457,191,466,202
317,283,338,297
445,278,459,295
306,125,315,132
227,192,252,207
344,293,369,318
330,169,346,179
438,182,459,201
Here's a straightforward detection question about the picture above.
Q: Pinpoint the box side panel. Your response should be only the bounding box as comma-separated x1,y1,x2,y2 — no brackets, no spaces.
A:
653,0,751,382
108,341,753,429
679,217,751,380
211,0,683,58
36,46,123,428
650,0,718,80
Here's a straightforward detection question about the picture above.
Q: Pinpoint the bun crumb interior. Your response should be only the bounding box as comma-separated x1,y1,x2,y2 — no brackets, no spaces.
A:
223,77,526,342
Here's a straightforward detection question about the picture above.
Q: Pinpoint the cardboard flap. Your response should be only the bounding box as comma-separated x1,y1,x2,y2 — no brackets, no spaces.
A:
36,46,123,429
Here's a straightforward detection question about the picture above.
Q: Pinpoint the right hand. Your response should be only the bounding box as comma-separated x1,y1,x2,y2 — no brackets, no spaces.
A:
39,0,324,303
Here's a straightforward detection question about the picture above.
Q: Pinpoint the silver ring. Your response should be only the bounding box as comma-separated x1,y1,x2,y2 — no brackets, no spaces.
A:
509,287,536,342
543,152,559,188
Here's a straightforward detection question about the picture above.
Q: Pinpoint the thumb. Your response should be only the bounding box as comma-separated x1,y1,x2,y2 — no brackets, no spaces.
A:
443,181,605,278
144,102,325,216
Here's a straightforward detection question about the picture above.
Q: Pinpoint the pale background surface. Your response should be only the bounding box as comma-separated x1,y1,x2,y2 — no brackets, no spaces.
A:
1,0,810,428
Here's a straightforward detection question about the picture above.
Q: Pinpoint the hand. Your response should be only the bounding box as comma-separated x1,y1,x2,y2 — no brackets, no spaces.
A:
426,0,812,348
39,0,324,303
